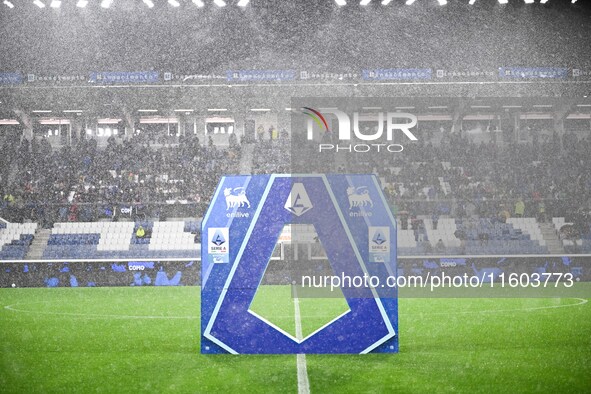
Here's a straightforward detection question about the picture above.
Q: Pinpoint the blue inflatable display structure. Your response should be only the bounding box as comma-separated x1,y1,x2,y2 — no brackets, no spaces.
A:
201,174,398,354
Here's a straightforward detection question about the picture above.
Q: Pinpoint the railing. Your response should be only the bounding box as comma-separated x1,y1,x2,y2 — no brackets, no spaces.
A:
0,195,582,226
0,202,208,225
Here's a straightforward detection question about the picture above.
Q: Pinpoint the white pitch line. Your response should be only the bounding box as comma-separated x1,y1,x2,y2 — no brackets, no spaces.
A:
3,298,587,321
293,286,311,394
3,303,198,320
232,297,589,319
405,297,589,316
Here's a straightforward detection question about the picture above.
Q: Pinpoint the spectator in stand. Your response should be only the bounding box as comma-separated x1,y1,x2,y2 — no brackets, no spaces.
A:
411,215,419,231
67,203,78,222
479,231,489,246
514,198,525,218
257,125,265,140
415,220,426,242
3,193,15,205
435,239,446,253
136,225,146,238
399,210,409,230
431,211,439,230
454,228,466,254
498,205,510,223
537,201,546,223
422,240,433,254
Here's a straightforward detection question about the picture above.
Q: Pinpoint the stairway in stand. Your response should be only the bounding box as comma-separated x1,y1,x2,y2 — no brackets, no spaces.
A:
539,222,564,254
25,228,51,260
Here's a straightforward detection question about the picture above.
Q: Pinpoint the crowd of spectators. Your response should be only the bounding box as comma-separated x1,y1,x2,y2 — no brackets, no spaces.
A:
0,129,241,226
251,125,591,243
349,129,591,223
1,124,590,239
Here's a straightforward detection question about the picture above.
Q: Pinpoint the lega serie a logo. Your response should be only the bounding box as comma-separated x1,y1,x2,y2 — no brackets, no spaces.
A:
201,174,398,354
284,182,313,217
208,227,229,264
282,182,375,218
301,106,419,153
211,229,226,246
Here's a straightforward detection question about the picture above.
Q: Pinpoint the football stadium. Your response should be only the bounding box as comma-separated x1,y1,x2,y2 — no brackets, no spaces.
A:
1,0,590,392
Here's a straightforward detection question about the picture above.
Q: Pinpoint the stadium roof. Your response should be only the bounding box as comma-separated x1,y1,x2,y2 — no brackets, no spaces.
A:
0,0,589,74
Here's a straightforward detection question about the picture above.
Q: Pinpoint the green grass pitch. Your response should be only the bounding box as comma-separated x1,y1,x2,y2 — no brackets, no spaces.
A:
1,286,590,393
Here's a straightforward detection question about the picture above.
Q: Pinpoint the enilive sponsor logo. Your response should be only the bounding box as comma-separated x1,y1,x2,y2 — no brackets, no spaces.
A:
347,186,373,218
302,107,418,153
224,187,250,218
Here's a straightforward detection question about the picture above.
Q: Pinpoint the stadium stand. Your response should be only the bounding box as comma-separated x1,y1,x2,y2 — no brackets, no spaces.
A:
1,128,588,220
0,223,37,260
0,216,558,260
0,117,589,259
42,221,199,259
396,217,548,256
554,217,591,254
0,134,241,224
252,139,290,174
